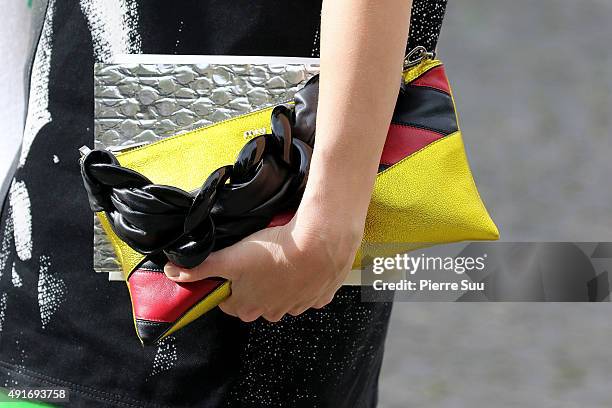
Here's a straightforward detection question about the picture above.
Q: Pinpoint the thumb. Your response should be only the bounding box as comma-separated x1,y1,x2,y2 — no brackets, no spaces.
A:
163,240,254,282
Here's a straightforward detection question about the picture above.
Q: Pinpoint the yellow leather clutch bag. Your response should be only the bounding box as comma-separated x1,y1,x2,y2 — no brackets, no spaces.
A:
81,56,498,344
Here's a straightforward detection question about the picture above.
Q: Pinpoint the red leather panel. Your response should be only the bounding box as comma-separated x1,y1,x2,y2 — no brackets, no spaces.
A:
411,66,451,94
380,124,445,166
129,270,224,322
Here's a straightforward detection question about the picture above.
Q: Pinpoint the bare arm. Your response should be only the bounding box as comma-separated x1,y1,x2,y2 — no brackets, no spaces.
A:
165,0,414,322
297,0,414,256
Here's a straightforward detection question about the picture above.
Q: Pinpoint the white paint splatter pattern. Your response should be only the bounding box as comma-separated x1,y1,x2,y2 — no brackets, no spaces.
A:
311,28,320,57
5,340,28,386
80,0,142,62
0,293,7,333
150,336,177,376
19,0,56,167
12,263,23,288
9,180,32,262
37,255,67,329
0,207,14,277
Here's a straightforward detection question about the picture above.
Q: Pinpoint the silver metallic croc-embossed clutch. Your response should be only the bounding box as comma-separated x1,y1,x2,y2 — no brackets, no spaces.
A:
93,55,320,280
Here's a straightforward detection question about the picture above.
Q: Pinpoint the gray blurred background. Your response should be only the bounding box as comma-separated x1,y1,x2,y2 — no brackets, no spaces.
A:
382,1,612,407
1,0,611,407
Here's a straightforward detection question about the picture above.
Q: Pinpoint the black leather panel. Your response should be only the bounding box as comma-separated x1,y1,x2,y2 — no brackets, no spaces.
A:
378,164,391,173
134,319,172,346
392,85,458,135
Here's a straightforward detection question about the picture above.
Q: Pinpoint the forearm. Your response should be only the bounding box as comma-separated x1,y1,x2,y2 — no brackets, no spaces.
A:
297,0,413,238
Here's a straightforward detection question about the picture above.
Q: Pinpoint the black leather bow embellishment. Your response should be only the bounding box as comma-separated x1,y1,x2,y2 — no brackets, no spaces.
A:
80,92,317,268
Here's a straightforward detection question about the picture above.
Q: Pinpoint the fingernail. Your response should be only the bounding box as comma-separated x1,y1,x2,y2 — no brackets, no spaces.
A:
164,263,181,278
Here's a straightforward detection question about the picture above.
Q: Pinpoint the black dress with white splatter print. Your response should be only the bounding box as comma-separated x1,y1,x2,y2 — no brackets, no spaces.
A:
0,1,446,406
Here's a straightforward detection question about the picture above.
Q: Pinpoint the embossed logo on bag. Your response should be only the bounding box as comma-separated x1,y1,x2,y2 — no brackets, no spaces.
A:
243,127,267,139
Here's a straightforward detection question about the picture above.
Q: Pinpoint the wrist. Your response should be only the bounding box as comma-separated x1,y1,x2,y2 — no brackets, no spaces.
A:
297,166,374,237
299,184,365,229
292,192,365,269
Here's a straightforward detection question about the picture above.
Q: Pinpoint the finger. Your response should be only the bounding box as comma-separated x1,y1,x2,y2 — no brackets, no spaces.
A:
287,294,322,316
163,240,256,282
218,300,238,317
313,292,336,309
262,311,285,323
236,306,264,323
309,275,343,310
220,288,263,322
288,304,310,317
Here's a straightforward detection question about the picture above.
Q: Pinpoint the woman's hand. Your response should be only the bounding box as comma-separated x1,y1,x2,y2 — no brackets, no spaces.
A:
165,0,414,321
163,206,363,322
